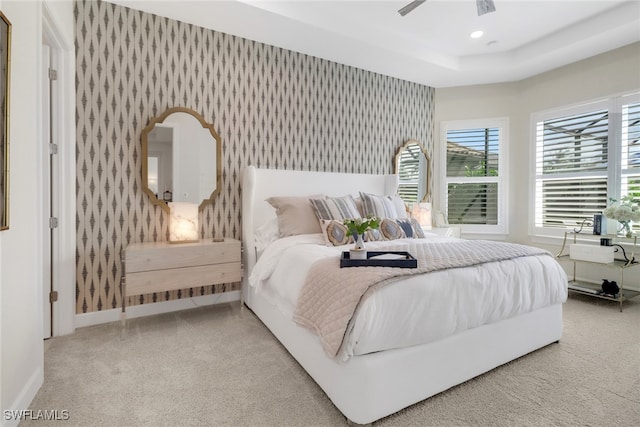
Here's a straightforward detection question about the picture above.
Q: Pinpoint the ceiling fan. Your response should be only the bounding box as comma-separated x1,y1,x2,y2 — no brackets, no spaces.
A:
398,0,496,17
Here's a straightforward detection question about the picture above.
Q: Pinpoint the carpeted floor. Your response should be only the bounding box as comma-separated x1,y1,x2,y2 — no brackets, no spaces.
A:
23,294,640,426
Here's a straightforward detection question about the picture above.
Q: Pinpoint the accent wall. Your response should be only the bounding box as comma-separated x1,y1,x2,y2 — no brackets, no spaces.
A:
75,0,435,313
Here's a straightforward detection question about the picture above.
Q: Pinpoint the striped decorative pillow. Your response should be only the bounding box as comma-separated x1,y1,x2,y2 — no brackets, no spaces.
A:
360,192,399,219
310,195,361,220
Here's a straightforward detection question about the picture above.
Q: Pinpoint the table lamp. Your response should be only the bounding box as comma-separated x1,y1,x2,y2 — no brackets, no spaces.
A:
168,202,199,243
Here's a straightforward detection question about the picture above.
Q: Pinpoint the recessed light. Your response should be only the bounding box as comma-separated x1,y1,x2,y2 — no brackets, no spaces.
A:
470,30,484,39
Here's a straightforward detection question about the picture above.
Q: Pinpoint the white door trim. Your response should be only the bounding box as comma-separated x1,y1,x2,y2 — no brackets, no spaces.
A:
42,2,75,336
42,43,52,339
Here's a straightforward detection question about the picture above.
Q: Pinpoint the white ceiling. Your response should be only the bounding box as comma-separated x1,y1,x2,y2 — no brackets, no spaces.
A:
108,0,640,88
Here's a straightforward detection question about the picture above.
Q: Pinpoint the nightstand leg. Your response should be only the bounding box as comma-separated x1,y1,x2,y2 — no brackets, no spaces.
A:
620,268,624,312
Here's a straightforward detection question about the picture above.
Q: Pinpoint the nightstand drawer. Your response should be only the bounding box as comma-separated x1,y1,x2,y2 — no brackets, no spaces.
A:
123,239,242,302
125,239,240,272
126,262,242,296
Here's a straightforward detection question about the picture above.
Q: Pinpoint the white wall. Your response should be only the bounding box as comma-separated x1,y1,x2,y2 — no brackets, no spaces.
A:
435,43,640,241
0,1,73,426
434,42,640,288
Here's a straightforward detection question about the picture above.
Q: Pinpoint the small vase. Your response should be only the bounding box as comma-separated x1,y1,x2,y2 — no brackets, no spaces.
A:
350,233,367,260
619,220,634,238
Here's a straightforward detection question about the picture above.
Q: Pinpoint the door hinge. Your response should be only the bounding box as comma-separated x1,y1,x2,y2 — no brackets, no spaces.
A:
48,68,58,81
49,143,58,155
49,217,59,229
49,291,59,303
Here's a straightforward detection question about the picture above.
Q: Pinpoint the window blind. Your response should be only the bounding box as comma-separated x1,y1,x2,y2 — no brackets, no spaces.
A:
623,102,640,171
447,183,498,225
623,102,640,231
447,128,499,177
446,127,500,226
535,109,609,228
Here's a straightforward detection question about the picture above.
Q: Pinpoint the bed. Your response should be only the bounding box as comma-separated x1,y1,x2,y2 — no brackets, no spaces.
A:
241,165,567,425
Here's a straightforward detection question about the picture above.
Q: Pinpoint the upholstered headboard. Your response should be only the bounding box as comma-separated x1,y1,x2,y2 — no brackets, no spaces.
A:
241,165,398,306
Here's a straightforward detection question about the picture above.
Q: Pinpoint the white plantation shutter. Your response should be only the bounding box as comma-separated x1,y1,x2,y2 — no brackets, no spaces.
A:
446,128,500,225
622,101,640,232
447,182,498,224
535,109,609,228
442,119,507,234
532,94,640,235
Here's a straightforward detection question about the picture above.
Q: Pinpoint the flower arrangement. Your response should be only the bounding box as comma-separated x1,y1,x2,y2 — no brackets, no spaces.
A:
343,216,380,250
343,216,381,236
603,195,640,238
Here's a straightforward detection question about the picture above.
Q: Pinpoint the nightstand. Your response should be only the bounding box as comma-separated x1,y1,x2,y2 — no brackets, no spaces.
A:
122,239,242,309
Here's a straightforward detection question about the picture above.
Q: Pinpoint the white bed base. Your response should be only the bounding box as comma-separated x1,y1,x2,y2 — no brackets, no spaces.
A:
241,166,563,425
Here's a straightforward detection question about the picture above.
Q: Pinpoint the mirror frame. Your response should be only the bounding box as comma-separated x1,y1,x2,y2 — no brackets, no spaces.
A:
0,11,11,231
141,107,222,213
394,139,432,203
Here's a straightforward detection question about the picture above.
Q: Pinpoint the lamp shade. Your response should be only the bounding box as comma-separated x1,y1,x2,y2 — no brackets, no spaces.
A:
168,202,199,243
411,202,433,230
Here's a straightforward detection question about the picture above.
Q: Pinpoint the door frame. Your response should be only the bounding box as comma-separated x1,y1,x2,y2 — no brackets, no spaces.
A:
41,3,75,336
42,42,52,338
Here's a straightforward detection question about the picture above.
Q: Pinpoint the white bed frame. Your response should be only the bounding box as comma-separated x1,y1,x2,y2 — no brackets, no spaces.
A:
241,166,563,425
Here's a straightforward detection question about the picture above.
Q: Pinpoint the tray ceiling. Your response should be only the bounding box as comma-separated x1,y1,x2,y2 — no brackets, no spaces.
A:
107,1,640,87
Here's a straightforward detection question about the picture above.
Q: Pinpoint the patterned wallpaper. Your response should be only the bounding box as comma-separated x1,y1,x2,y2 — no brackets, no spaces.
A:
75,0,435,313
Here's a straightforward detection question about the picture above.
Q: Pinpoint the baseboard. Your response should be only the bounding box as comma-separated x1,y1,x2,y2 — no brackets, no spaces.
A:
74,291,240,329
1,367,44,427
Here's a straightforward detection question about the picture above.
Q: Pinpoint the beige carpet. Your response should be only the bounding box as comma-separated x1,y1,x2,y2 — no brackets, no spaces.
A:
23,294,640,427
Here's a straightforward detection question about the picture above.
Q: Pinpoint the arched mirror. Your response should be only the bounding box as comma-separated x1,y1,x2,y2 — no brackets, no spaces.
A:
394,139,432,203
141,107,222,213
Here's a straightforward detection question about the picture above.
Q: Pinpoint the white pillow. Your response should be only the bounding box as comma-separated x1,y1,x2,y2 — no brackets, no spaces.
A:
254,218,280,257
390,194,408,219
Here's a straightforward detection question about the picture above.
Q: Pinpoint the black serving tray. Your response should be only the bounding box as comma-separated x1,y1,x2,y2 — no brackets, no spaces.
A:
340,251,417,268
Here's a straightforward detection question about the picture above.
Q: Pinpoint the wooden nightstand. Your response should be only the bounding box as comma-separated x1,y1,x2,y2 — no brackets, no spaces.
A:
122,239,242,309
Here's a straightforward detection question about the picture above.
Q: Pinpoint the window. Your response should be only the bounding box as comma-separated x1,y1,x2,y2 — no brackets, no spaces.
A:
441,118,508,235
532,93,640,236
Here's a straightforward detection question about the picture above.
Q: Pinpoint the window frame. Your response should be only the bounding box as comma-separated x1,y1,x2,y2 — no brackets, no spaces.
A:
529,92,640,238
440,118,509,236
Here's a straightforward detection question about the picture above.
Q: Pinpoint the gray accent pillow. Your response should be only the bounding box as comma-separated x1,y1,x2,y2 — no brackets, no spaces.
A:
380,218,424,240
410,218,426,238
380,218,405,240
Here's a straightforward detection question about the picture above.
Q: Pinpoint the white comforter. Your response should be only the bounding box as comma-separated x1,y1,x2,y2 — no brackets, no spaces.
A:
249,234,568,360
